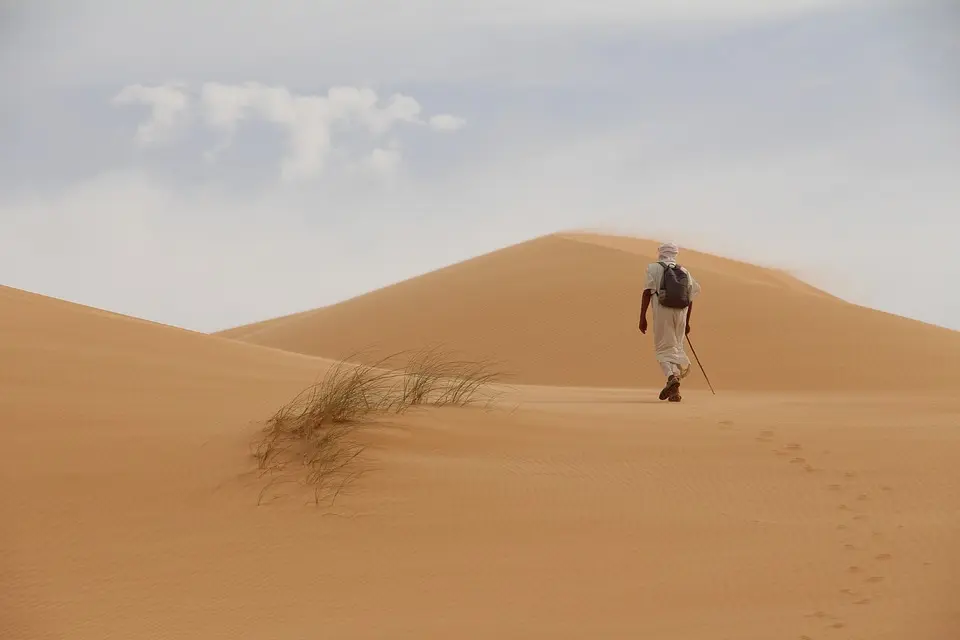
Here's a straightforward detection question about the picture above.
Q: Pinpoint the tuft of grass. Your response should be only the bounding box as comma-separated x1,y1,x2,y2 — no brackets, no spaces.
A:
395,346,503,409
433,359,502,407
252,347,505,506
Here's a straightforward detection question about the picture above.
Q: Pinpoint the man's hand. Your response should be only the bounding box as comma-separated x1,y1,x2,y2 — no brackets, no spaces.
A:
685,323,691,335
639,316,648,334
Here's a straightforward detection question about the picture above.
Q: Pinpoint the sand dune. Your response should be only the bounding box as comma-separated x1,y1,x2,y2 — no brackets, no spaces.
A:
218,232,960,391
4,244,960,639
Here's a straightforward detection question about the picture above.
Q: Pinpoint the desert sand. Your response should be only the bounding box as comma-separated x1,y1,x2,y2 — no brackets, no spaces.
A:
4,233,960,639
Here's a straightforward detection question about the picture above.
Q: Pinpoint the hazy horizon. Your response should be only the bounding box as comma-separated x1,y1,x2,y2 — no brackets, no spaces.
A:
2,0,957,332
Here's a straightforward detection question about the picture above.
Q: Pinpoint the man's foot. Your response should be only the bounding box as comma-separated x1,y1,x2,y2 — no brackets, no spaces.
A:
668,392,682,403
659,375,681,401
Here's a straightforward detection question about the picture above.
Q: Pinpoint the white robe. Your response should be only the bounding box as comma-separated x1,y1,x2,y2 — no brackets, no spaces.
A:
644,261,701,379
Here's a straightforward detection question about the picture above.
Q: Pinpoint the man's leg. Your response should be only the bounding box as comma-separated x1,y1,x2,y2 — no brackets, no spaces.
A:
653,305,682,400
660,309,688,401
658,360,681,400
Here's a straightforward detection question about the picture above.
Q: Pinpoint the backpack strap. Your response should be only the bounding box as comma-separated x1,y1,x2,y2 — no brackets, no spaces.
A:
656,261,669,296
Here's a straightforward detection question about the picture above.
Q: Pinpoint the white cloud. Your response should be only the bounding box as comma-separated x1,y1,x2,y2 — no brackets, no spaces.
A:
111,83,190,146
119,82,462,181
430,114,467,132
199,82,258,132
200,83,425,137
365,147,403,177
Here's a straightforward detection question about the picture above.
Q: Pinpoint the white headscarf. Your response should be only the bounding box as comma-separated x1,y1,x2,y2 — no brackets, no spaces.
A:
657,242,679,264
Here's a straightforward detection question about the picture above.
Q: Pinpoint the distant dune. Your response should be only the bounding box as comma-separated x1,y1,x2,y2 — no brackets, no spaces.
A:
0,284,325,398
218,232,960,391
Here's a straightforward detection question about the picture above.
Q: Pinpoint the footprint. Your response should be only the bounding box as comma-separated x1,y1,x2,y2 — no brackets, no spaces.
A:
804,464,817,473
857,493,869,501
865,576,885,584
881,485,893,492
844,472,858,479
785,443,802,450
827,484,843,491
875,553,892,561
828,622,846,629
837,524,848,531
854,598,872,605
838,504,851,511
844,544,857,551
853,514,868,521
847,566,862,574
840,588,857,596
789,457,807,464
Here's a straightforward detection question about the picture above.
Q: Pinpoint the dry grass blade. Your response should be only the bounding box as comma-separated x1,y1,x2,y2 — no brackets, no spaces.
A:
250,347,505,506
435,360,503,407
397,346,451,408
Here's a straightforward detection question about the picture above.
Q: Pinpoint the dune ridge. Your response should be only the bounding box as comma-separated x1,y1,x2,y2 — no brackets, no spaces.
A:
217,232,960,392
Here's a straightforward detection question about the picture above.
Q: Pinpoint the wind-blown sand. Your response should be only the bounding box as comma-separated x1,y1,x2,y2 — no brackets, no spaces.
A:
4,234,960,639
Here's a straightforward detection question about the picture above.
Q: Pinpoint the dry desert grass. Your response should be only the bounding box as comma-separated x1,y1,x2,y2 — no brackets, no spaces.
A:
251,348,504,505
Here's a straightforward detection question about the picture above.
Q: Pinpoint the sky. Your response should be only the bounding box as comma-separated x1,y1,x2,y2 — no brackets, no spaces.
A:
1,0,958,332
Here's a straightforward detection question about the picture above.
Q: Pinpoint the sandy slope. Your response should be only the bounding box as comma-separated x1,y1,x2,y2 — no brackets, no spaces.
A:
217,232,960,391
3,285,960,639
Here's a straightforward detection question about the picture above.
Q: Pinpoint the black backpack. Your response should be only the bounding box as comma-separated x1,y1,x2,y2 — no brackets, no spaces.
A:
657,262,692,309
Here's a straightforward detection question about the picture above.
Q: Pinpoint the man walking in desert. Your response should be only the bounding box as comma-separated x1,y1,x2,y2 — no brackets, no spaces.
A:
638,242,701,402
